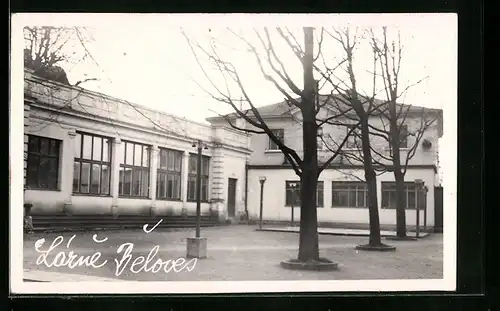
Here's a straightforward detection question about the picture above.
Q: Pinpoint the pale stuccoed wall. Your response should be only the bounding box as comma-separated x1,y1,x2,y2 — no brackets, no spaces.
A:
247,167,437,228
23,71,251,219
244,107,442,167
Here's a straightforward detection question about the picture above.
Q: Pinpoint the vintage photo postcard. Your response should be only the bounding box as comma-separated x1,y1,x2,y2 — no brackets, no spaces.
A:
10,13,457,294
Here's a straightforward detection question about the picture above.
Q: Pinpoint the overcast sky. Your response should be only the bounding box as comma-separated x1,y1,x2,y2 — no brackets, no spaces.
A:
17,13,457,124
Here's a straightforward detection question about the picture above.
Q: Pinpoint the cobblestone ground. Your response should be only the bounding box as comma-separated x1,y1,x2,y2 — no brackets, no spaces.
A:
23,225,443,281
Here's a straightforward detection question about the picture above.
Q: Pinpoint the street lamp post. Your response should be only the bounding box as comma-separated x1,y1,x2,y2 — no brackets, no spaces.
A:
289,182,298,227
414,179,423,239
186,140,208,259
259,176,266,230
423,185,428,232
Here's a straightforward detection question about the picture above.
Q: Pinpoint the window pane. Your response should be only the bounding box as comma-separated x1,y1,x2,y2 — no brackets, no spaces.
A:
134,144,142,166
80,162,91,193
102,138,110,162
141,170,149,197
40,138,49,155
90,164,101,194
157,172,165,198
333,191,348,206
407,190,416,209
333,183,349,190
26,154,39,187
92,137,102,161
161,172,167,198
82,135,92,159
101,164,110,195
74,133,82,158
160,150,167,169
118,167,124,194
189,156,197,174
188,176,196,200
418,191,426,210
122,167,132,195
167,151,175,170
174,153,182,171
201,177,208,201
286,190,292,205
29,136,39,153
202,157,209,175
37,157,51,188
125,143,134,165
174,174,181,199
167,174,174,197
142,146,149,167
357,190,366,207
317,189,323,207
73,162,81,192
131,169,140,196
293,196,301,207
49,139,59,156
389,191,397,208
47,157,58,189
348,190,357,207
381,190,389,208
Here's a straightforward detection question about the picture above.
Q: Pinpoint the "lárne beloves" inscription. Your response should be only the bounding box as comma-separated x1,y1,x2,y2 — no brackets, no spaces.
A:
33,219,197,277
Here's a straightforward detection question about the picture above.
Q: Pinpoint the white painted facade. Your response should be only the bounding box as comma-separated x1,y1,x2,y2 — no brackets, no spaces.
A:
23,70,251,220
22,69,443,230
246,167,436,228
208,96,443,230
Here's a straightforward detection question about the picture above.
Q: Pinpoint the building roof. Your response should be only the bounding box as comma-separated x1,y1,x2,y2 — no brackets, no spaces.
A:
206,94,443,122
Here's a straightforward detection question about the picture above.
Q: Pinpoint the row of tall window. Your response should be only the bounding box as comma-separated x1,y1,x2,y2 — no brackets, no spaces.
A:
25,133,426,209
25,133,210,202
284,181,426,209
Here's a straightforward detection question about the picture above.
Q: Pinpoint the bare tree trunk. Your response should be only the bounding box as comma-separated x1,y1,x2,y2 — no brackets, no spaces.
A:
394,170,407,237
298,160,319,261
389,101,407,238
360,117,382,246
297,26,320,261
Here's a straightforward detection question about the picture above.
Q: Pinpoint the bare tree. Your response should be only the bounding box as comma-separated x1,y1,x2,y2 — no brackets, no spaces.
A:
318,27,394,249
183,27,357,265
368,28,438,238
24,26,99,86
322,27,438,242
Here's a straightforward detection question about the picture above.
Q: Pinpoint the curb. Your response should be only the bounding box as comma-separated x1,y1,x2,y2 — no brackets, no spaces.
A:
23,269,125,282
256,228,431,238
26,224,228,234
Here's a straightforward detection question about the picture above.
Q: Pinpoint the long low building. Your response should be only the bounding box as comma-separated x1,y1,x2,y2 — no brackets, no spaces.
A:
22,69,444,232
23,69,251,226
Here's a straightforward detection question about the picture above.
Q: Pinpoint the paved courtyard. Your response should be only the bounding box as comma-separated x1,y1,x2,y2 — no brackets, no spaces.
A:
23,225,443,281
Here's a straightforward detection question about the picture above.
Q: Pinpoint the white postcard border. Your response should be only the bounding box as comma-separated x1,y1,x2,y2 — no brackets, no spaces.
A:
10,13,457,294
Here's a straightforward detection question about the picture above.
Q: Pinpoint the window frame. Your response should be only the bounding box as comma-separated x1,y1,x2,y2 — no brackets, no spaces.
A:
187,154,210,202
285,180,324,207
381,181,426,210
345,124,360,149
331,181,368,208
156,147,183,201
72,131,112,196
119,140,151,198
399,124,409,149
26,134,61,191
267,129,284,151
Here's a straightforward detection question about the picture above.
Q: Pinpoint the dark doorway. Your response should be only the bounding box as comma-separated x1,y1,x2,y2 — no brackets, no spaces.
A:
227,178,237,217
434,186,443,233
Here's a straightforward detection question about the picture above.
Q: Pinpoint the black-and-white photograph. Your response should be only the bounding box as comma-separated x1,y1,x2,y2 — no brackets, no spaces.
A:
10,13,457,294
